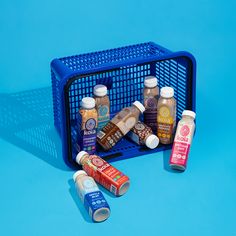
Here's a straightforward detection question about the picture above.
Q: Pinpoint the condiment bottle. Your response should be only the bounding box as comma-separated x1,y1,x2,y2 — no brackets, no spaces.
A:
73,170,110,222
169,110,196,171
157,87,176,144
127,121,159,149
143,76,159,133
78,97,98,154
97,101,145,150
93,84,110,132
76,151,130,196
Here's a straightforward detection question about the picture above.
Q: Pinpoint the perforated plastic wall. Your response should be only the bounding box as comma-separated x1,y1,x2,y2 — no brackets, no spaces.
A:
51,42,195,168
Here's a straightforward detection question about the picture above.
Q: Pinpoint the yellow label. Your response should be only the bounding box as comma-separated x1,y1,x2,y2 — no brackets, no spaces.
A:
157,106,174,124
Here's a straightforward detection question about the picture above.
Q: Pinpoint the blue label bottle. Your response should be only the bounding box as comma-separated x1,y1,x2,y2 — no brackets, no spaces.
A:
73,170,110,222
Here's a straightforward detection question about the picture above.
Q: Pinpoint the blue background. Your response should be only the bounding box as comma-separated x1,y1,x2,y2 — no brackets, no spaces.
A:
0,0,235,235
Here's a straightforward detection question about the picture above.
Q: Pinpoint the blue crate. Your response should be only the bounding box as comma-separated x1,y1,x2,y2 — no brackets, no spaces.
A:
50,42,196,169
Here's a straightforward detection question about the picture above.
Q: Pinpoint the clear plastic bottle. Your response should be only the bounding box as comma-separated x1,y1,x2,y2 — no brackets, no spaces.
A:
143,76,159,133
76,151,130,196
78,97,98,154
169,110,196,171
127,121,159,149
97,101,145,150
73,170,110,222
157,87,176,144
93,85,110,132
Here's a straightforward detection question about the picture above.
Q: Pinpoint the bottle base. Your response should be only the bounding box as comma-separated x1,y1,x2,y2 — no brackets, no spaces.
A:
170,164,186,171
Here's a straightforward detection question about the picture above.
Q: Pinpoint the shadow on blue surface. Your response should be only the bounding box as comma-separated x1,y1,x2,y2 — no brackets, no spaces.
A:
0,87,69,170
163,150,184,173
68,179,93,223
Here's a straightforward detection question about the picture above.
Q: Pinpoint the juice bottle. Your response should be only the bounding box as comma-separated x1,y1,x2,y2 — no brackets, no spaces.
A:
73,170,110,222
169,110,196,171
97,101,145,150
127,121,159,149
157,87,176,144
143,76,159,133
78,97,98,154
93,84,110,132
76,151,130,196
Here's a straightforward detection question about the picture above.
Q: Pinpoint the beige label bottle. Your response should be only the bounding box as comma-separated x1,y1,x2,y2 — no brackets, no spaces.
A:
97,101,145,150
93,84,110,132
157,87,176,144
143,76,159,133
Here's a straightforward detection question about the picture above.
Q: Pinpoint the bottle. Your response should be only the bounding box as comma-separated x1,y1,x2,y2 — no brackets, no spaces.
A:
78,97,98,154
73,170,110,222
157,87,176,144
127,121,159,149
143,76,159,133
169,110,196,171
93,84,110,132
97,101,145,150
76,151,130,196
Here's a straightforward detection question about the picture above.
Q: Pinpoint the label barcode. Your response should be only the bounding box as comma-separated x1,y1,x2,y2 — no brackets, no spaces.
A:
97,131,105,139
110,184,117,195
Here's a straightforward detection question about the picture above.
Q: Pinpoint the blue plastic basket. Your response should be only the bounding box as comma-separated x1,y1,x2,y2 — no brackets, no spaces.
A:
51,42,196,169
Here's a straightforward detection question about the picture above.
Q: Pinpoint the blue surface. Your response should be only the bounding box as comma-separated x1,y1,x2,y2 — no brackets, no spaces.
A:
0,0,235,235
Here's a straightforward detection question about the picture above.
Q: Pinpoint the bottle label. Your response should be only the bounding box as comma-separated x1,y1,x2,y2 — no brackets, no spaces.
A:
97,122,123,150
127,121,152,145
157,105,174,143
76,177,99,203
97,104,110,132
170,123,195,167
144,97,158,132
83,191,110,221
83,155,129,196
78,113,97,154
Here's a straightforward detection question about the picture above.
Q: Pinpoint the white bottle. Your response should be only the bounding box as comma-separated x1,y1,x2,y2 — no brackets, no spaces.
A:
73,170,110,222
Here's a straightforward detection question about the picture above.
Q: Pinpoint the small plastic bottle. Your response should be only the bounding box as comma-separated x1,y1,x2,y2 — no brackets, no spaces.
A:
157,87,176,144
143,76,159,133
73,170,110,222
169,110,196,171
76,151,130,196
97,101,145,150
78,97,98,154
93,85,110,132
127,121,159,149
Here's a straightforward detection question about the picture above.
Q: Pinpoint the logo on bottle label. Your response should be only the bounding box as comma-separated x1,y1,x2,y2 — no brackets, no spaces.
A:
85,118,96,130
134,122,145,131
180,125,190,136
91,156,104,167
146,98,157,108
125,117,136,129
98,105,109,116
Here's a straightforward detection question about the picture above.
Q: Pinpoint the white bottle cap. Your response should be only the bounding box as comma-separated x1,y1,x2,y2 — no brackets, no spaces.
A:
76,151,88,165
182,110,196,119
160,87,174,98
133,101,145,113
80,97,95,109
144,76,158,88
73,170,87,182
145,134,159,149
93,84,108,97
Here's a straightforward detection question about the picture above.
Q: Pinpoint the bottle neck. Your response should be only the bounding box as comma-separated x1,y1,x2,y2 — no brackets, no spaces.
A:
80,154,90,165
132,105,142,114
182,115,195,121
81,107,95,110
75,173,87,182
